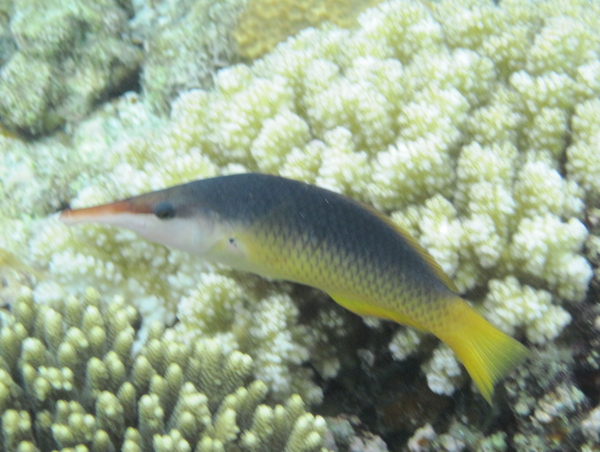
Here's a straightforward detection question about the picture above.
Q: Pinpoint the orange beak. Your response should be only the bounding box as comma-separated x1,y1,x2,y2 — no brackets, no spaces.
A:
59,200,154,225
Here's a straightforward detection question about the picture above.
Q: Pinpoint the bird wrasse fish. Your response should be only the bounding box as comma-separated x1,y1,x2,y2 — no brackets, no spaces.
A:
60,173,528,403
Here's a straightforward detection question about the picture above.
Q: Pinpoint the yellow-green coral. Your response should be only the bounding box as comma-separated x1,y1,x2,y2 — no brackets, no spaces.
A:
0,0,142,135
483,277,571,344
138,0,246,113
171,273,349,404
233,0,385,59
0,290,331,452
567,98,600,202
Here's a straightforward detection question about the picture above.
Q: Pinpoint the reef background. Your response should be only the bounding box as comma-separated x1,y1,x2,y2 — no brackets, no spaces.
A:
1,0,600,451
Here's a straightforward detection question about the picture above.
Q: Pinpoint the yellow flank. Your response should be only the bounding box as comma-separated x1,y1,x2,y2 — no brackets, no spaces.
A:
237,215,527,404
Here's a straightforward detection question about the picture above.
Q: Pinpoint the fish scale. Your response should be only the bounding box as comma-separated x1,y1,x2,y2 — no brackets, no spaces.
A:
60,172,528,404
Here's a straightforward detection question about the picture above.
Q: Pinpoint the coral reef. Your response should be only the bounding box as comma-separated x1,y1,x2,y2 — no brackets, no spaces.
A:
0,0,599,449
405,422,509,452
6,0,598,405
504,348,591,452
0,2,16,67
482,277,571,345
0,0,142,135
167,273,348,404
0,92,162,223
0,289,331,452
567,98,600,204
233,0,385,59
132,0,247,113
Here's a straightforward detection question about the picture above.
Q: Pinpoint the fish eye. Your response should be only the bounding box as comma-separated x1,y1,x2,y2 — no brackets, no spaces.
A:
154,201,175,220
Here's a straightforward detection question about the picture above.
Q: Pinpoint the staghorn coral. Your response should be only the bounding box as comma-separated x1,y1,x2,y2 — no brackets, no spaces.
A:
0,289,331,452
1,0,599,417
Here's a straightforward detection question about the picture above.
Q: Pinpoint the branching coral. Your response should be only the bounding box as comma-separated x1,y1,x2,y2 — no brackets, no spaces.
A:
169,273,339,404
566,98,600,203
505,348,592,452
507,216,591,301
233,0,385,59
482,277,571,345
0,91,162,232
3,0,599,408
422,346,466,398
0,0,142,135
407,422,509,452
133,0,247,113
0,290,331,452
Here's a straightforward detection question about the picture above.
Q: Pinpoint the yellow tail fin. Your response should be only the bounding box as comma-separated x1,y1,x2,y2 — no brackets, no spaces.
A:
437,299,529,404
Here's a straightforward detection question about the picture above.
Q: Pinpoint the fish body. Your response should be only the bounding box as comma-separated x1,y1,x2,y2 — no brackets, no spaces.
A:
60,173,527,403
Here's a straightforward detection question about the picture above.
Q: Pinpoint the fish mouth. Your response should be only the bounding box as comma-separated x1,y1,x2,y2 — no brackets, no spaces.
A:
59,200,154,225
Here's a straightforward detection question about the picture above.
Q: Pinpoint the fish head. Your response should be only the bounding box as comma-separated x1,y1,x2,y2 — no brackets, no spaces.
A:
59,186,226,256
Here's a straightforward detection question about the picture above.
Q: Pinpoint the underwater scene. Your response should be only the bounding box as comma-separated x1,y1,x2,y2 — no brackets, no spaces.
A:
0,0,600,450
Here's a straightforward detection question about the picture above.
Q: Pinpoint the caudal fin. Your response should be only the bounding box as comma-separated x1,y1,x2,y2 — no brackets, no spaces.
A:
438,299,528,404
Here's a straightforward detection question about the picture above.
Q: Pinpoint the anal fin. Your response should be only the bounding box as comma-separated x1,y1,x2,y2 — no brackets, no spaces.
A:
328,291,424,330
